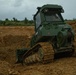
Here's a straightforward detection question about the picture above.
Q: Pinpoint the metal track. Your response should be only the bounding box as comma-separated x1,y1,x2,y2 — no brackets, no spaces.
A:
24,42,54,64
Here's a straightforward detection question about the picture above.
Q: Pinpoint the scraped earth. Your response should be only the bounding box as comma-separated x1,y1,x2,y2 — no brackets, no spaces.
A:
0,22,76,75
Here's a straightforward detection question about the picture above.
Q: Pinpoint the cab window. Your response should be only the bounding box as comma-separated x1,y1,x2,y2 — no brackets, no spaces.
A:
36,13,41,29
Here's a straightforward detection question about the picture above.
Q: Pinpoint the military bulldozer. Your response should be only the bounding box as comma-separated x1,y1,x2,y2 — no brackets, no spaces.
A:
16,4,75,64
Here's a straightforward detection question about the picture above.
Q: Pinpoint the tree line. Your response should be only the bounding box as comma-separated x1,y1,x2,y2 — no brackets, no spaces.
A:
0,17,76,26
0,17,34,26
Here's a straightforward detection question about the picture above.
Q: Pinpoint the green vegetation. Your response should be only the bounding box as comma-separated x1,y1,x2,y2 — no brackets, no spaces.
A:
0,17,76,26
0,17,34,26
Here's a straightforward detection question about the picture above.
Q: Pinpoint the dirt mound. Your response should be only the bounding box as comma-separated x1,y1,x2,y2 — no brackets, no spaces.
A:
67,20,76,32
0,26,34,47
0,26,35,75
0,60,20,75
3,35,29,47
0,60,10,75
0,26,34,64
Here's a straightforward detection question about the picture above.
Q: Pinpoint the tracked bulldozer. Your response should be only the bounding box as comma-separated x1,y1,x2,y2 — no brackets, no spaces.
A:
16,4,75,64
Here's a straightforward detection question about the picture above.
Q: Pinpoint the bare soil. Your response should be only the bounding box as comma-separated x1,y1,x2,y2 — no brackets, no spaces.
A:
0,23,76,75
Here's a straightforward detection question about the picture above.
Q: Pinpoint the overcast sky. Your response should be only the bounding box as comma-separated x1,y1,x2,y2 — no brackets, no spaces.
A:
0,0,76,20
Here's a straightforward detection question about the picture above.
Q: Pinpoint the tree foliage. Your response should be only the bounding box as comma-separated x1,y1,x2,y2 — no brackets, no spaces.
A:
0,17,34,26
24,17,28,24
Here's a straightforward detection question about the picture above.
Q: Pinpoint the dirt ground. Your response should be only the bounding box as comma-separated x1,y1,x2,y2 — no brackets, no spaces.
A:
0,22,76,75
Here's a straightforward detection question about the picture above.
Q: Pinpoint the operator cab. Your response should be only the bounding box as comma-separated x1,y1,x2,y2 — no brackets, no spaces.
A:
34,4,64,32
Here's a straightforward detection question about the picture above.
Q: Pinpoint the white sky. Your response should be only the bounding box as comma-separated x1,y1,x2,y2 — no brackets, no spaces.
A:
0,0,76,20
